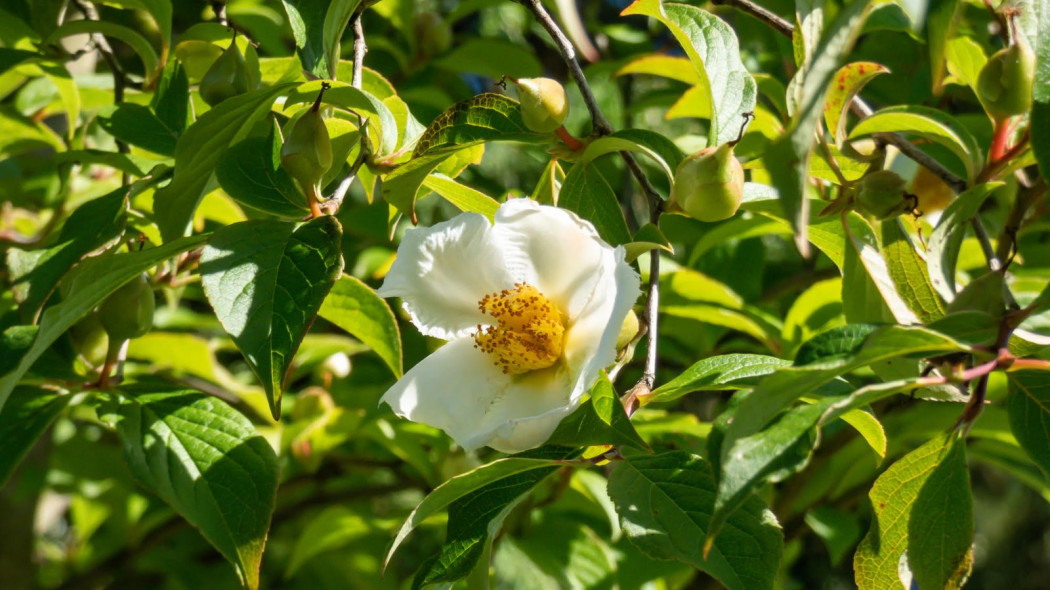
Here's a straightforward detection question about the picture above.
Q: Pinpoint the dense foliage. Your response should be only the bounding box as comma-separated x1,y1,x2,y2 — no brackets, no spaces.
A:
2,0,1050,588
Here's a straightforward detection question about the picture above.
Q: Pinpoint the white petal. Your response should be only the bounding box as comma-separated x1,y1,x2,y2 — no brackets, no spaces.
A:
378,213,514,340
563,246,641,402
492,199,609,319
380,338,576,453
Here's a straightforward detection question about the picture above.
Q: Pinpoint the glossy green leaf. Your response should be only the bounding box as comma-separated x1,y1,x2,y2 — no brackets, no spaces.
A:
927,0,959,94
557,156,631,246
615,54,700,85
880,219,947,322
0,234,208,413
200,217,343,419
647,354,789,404
926,182,1001,302
385,456,563,570
322,0,363,79
844,212,921,324
154,83,295,242
98,386,278,590
318,274,402,377
7,187,126,321
53,149,149,177
1007,371,1050,479
546,372,647,450
282,0,331,79
0,386,70,486
215,119,309,218
410,447,575,588
621,0,756,146
98,103,179,156
944,35,986,92
575,128,684,184
608,451,782,590
45,20,159,80
854,433,972,590
623,222,673,263
794,324,880,366
150,59,190,136
849,106,982,183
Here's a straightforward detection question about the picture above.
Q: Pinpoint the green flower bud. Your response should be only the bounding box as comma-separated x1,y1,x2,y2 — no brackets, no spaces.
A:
98,273,155,342
669,143,744,222
70,311,110,367
854,170,911,220
514,77,569,133
977,40,1035,121
199,37,251,106
281,87,333,213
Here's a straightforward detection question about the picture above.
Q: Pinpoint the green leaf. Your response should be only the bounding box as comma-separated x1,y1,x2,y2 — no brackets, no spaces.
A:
558,157,631,246
421,173,500,220
411,447,575,588
794,324,880,366
616,54,700,85
150,59,190,136
848,106,982,183
6,187,126,321
383,93,546,221
45,20,159,81
104,0,172,53
0,386,70,486
436,38,544,79
282,0,331,79
854,433,972,590
98,386,278,590
944,35,986,92
620,0,757,147
926,0,960,94
200,217,343,419
318,274,402,377
285,506,379,578
879,219,947,322
154,83,295,242
1032,0,1050,177
322,0,363,79
647,354,789,404
0,235,208,413
623,223,674,263
824,62,890,143
215,120,309,218
53,149,149,177
575,128,684,184
607,451,782,590
1007,371,1050,479
926,182,1002,302
762,0,873,254
384,456,563,570
717,325,968,469
546,372,648,449
98,103,179,156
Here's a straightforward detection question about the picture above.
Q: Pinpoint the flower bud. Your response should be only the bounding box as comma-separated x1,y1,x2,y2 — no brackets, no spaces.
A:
199,38,251,106
854,170,911,220
70,311,110,367
669,143,744,222
98,273,154,342
977,40,1035,121
514,77,569,133
281,89,333,209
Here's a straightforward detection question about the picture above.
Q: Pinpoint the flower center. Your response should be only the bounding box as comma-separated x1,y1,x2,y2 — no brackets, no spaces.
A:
473,283,566,375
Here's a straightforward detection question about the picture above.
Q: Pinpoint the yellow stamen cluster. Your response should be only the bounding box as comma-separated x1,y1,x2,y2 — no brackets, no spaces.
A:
473,283,566,375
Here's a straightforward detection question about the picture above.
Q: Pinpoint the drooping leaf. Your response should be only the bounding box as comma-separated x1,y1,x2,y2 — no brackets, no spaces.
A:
623,223,674,263
318,274,402,377
824,62,890,142
421,173,500,220
608,451,783,590
154,83,295,242
0,386,70,486
843,213,920,324
98,386,279,590
854,433,972,590
6,187,126,322
0,235,209,413
1007,371,1050,479
546,372,647,450
620,0,757,147
215,119,309,218
200,217,343,419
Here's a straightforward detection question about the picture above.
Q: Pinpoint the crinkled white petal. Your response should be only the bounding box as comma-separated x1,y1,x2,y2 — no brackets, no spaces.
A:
378,213,514,340
492,198,609,319
562,245,641,402
380,338,577,454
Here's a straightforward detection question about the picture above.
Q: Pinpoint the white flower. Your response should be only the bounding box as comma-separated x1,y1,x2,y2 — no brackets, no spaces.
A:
378,198,640,453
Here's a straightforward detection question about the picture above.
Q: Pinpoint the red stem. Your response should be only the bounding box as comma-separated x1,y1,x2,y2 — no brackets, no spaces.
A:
988,118,1013,165
555,126,583,151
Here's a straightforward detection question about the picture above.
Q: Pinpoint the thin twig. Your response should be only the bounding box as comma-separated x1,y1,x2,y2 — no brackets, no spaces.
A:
711,0,794,35
522,0,612,135
351,13,366,88
328,9,370,211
